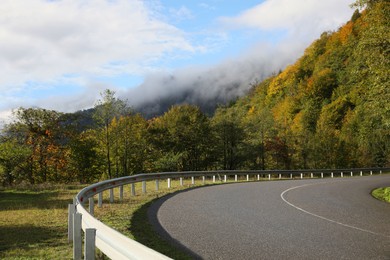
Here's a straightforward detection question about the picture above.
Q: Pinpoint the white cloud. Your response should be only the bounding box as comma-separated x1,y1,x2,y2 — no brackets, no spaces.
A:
220,0,353,40
199,3,216,11
0,0,195,90
169,6,194,21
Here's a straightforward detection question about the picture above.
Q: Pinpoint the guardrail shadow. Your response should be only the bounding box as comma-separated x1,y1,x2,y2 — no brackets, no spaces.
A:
131,187,204,260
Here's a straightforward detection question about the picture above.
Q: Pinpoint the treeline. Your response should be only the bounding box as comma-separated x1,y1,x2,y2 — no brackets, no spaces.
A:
0,0,389,185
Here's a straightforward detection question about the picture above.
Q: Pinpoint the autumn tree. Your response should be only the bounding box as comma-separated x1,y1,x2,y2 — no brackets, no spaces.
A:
7,107,66,183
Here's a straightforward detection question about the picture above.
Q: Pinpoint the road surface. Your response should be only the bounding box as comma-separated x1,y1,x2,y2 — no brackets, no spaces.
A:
148,175,390,259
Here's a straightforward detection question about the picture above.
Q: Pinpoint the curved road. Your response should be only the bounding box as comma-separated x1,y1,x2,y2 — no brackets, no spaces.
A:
149,175,390,259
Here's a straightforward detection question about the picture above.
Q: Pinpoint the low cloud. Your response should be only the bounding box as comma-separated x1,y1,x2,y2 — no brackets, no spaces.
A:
122,0,354,116
122,41,300,117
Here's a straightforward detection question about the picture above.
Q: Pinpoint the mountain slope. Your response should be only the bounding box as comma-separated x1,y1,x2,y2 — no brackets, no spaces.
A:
227,1,389,168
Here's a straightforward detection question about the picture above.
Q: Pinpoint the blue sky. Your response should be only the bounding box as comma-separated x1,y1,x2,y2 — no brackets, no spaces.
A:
0,0,355,126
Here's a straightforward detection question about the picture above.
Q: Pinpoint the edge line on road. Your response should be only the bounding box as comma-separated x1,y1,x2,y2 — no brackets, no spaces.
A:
280,182,390,238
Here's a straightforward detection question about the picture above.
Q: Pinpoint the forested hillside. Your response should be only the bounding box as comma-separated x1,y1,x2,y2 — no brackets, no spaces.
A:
222,0,390,170
0,0,388,185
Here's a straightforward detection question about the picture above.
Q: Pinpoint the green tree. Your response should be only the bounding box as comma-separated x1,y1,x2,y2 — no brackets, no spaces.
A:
212,106,246,170
0,136,30,185
69,129,104,183
110,114,150,176
151,105,213,171
93,89,128,179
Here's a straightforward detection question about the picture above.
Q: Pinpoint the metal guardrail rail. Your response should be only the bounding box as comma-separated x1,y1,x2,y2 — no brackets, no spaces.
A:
68,167,390,259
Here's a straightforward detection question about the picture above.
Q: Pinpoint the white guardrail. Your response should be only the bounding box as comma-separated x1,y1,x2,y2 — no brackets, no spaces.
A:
68,167,390,259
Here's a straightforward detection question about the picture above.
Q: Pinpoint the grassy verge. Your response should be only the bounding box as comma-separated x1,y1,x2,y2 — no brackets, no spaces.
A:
372,187,390,203
0,183,84,259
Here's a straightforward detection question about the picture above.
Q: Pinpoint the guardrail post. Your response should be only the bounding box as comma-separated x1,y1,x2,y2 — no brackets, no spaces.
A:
119,186,123,201
168,178,171,189
155,179,159,191
180,177,183,186
98,192,102,208
68,204,74,242
89,197,94,216
235,175,238,182
73,212,82,260
142,181,146,193
110,188,114,203
85,228,96,260
191,176,195,185
131,183,135,196
331,172,334,178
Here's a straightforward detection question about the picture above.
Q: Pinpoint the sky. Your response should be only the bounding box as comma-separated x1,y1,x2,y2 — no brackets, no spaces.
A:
0,0,356,127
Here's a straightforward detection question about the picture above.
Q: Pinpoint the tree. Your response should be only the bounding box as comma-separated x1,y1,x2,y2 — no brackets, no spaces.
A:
109,114,150,176
0,136,30,185
242,102,275,170
69,129,104,183
151,105,213,171
351,0,382,9
212,106,246,170
10,107,65,183
93,89,128,179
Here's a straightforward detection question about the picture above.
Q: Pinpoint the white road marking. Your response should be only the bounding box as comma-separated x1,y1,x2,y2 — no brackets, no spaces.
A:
280,182,390,238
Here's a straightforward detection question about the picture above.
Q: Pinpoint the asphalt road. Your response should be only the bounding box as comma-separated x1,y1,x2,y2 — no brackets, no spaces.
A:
148,175,390,259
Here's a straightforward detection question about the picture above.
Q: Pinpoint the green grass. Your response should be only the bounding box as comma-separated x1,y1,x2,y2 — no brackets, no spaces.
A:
0,184,84,259
372,187,390,203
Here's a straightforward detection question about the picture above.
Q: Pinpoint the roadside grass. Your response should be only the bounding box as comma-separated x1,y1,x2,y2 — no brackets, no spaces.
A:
372,187,390,203
0,183,84,259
